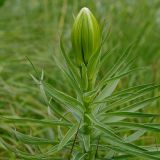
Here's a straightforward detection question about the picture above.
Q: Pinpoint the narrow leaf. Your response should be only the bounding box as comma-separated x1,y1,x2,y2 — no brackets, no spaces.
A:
58,124,78,151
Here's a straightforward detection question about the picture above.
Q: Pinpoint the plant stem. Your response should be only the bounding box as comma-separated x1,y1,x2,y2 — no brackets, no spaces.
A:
83,80,93,159
80,65,94,160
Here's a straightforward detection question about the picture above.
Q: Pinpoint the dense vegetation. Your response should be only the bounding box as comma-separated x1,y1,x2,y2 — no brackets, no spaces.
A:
0,0,160,159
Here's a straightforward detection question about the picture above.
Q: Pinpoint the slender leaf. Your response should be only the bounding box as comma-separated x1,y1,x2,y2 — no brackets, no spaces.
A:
105,121,160,132
103,112,160,118
0,116,71,127
44,82,84,114
58,124,78,151
14,130,57,145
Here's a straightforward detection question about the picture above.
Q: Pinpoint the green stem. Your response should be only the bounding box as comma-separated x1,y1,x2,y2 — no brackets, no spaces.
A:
83,84,93,159
79,65,94,159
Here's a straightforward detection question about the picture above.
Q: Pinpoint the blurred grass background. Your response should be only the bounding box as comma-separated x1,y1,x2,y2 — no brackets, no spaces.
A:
0,0,160,159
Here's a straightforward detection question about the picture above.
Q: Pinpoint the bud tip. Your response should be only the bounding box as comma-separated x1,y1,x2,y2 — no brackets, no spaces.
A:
80,7,90,14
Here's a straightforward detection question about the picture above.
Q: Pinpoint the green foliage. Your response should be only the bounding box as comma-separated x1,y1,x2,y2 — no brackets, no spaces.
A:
0,0,160,160
0,0,5,7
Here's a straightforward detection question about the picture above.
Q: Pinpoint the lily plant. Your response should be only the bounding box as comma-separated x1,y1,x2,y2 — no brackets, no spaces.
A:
1,7,160,160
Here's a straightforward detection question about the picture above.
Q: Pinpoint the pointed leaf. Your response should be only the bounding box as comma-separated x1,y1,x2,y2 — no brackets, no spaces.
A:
58,124,78,151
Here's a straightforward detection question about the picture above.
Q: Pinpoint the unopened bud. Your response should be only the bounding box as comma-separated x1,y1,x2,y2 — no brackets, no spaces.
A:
72,7,101,66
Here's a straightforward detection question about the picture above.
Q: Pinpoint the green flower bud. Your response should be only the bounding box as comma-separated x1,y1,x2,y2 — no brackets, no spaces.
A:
71,7,101,66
